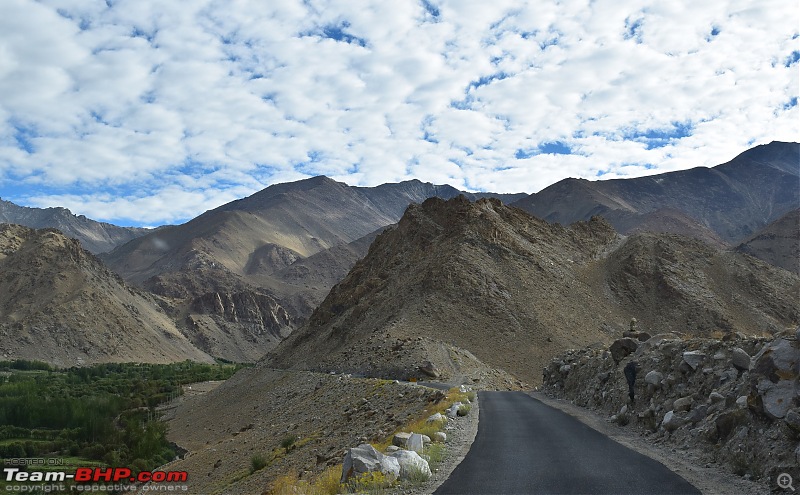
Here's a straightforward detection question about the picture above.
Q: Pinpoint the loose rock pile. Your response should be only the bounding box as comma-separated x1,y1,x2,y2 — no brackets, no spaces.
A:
543,330,800,482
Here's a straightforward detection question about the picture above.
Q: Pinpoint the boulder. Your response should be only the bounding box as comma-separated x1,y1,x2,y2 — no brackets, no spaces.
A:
419,361,440,378
341,444,400,483
385,445,401,453
422,435,431,445
390,450,431,480
645,370,663,386
715,409,747,440
433,431,447,443
407,433,425,453
610,338,639,362
426,413,445,423
784,409,800,432
682,351,706,370
709,391,725,403
673,397,692,412
731,348,751,371
687,405,708,424
446,402,463,418
392,432,411,448
757,378,796,419
661,410,686,432
752,338,798,382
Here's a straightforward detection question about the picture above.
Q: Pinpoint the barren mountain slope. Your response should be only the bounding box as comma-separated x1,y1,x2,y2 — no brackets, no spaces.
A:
0,224,213,366
513,141,799,245
735,208,800,274
0,198,149,253
618,208,728,249
101,177,523,361
268,196,799,385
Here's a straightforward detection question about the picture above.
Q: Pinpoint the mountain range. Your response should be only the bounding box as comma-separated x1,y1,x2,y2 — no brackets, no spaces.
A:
0,141,796,368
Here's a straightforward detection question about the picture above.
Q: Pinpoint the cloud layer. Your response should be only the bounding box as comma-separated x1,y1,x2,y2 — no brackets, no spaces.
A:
1,0,797,225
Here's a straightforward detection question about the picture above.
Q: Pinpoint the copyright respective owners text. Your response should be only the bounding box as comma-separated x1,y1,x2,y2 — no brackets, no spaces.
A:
2,460,189,493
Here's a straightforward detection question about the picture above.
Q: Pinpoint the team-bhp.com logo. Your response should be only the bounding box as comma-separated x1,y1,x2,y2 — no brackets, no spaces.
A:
4,467,188,492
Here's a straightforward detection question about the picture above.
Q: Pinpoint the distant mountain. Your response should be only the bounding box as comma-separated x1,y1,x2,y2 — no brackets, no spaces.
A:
0,224,213,366
512,141,800,245
0,198,150,253
735,208,800,274
101,177,523,361
267,196,799,385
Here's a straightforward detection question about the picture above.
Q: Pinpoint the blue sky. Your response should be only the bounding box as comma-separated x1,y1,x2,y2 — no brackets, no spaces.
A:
0,0,797,227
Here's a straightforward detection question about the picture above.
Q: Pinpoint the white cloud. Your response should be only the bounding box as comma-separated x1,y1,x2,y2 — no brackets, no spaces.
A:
0,0,796,225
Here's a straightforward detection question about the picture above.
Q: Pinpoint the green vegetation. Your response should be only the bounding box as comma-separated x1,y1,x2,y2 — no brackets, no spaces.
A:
280,434,297,451
0,359,245,472
250,454,267,473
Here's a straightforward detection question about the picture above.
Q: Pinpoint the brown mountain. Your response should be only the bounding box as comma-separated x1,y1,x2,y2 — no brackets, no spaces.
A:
266,196,799,385
0,224,213,366
512,141,799,245
735,208,800,274
101,177,523,361
0,198,149,253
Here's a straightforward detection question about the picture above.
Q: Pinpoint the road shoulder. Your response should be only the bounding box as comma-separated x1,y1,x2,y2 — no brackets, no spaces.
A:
529,391,768,495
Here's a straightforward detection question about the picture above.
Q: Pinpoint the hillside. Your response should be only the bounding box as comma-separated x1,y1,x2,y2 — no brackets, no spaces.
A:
0,224,213,366
0,198,149,253
267,196,799,385
101,177,523,361
512,141,799,245
735,208,800,274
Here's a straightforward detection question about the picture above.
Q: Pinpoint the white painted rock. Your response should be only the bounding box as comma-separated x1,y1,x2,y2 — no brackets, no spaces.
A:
392,432,411,448
390,449,431,480
341,444,400,483
427,412,445,423
407,433,425,453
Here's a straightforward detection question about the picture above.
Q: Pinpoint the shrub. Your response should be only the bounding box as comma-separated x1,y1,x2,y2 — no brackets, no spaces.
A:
251,454,267,473
280,434,297,451
457,404,471,417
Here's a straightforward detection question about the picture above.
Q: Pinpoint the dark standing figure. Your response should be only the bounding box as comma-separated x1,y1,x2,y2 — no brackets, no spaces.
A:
624,361,639,404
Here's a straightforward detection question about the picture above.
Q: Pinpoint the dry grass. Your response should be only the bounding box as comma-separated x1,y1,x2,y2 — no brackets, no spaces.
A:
268,465,342,495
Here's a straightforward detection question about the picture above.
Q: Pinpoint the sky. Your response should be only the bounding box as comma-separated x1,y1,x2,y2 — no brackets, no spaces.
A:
0,0,797,227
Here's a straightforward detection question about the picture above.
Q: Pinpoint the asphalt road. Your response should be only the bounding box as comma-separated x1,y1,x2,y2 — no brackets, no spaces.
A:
435,391,701,495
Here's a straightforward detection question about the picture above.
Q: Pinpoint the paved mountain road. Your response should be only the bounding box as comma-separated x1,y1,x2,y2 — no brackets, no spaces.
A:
435,391,700,495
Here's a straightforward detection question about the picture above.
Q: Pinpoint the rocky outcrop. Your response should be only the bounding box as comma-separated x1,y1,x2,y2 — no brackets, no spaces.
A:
190,291,291,338
543,332,800,483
